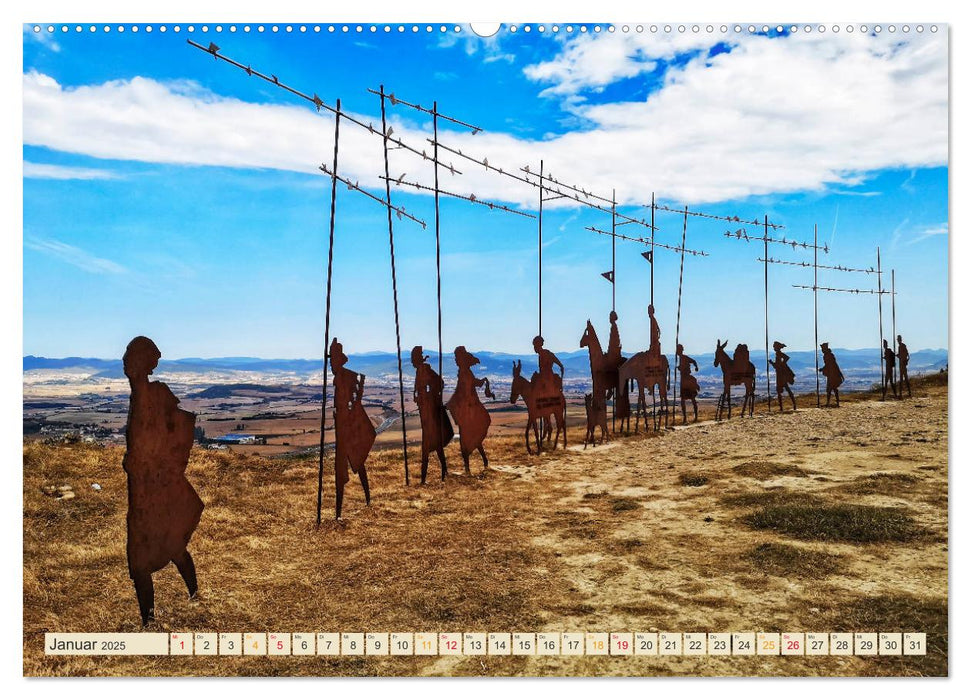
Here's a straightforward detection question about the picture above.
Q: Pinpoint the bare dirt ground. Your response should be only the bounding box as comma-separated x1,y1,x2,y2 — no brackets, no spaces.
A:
23,377,947,677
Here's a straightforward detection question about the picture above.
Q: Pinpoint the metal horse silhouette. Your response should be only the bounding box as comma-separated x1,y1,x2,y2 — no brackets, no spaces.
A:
579,314,629,436
446,345,494,473
618,306,670,432
714,339,756,419
122,336,203,625
509,336,566,453
330,338,374,519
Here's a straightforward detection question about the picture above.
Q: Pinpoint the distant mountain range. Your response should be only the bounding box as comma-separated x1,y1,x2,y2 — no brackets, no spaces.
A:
24,347,948,383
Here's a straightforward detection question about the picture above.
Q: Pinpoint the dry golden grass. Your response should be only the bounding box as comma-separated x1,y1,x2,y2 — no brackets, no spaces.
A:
23,377,948,677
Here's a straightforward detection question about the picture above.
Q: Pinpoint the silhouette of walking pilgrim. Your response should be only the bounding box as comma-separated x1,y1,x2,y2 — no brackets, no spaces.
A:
769,340,797,412
412,345,454,483
819,342,845,407
330,338,374,519
122,336,203,625
883,339,898,400
676,343,700,423
446,346,494,473
897,334,912,397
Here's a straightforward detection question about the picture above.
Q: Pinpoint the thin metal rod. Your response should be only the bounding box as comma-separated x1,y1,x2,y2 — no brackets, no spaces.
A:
814,224,820,407
434,103,443,385
877,247,884,397
586,226,708,256
379,177,534,218
650,192,656,306
379,86,409,484
892,268,897,389
611,190,616,313
764,215,771,412
725,230,827,252
538,159,544,337
674,206,688,413
316,100,341,527
188,40,460,171
757,257,875,274
366,87,482,133
792,284,892,295
319,164,426,228
653,202,786,230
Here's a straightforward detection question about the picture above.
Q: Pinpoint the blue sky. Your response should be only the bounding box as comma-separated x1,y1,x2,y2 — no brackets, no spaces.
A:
23,24,949,358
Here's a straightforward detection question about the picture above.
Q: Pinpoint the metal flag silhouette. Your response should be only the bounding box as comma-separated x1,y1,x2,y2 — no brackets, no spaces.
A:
411,345,454,483
819,342,845,407
122,336,203,625
769,340,797,412
446,346,495,473
330,338,374,518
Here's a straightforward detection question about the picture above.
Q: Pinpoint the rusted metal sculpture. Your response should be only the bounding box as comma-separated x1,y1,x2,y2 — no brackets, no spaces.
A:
446,346,494,473
580,315,629,432
676,343,700,424
769,340,797,412
122,336,203,625
331,338,374,518
619,305,670,432
509,341,566,454
819,342,844,407
714,339,756,419
882,339,899,400
897,335,912,397
583,392,608,447
411,345,454,482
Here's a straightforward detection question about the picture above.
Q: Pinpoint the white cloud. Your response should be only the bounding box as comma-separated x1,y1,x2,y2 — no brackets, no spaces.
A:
23,161,119,180
22,30,947,207
24,237,128,275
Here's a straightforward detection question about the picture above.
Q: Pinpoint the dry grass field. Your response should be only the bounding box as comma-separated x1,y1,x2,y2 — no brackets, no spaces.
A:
23,376,948,677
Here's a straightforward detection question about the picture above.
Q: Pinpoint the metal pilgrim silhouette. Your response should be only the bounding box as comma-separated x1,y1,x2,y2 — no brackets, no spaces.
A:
446,346,494,473
676,343,700,423
819,342,845,407
412,345,454,483
619,305,671,431
330,338,374,519
122,336,203,625
769,340,797,412
897,335,912,397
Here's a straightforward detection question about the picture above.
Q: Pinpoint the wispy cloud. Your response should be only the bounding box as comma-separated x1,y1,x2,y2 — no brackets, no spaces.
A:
23,160,119,180
24,237,128,275
23,26,60,53
908,223,948,245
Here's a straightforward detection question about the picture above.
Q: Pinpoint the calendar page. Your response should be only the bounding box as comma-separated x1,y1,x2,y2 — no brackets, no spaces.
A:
21,17,949,678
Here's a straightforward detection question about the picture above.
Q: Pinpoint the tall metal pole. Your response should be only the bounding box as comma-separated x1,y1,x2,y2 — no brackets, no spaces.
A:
433,103,443,383
892,268,897,388
317,100,341,527
674,206,688,413
814,223,820,407
764,215,771,412
379,86,410,484
538,160,544,337
877,247,884,398
611,190,617,313
650,192,656,306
